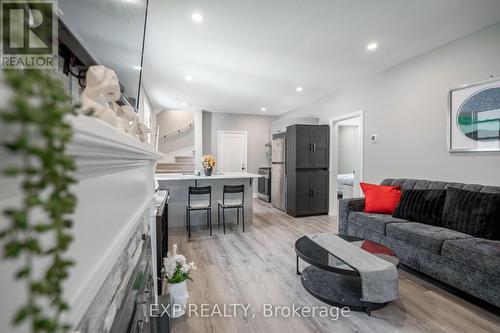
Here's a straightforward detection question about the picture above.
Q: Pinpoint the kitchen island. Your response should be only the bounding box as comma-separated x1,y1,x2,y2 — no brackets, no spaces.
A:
156,172,261,230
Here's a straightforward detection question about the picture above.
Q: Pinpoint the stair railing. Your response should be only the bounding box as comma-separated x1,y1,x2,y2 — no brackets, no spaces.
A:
158,121,194,139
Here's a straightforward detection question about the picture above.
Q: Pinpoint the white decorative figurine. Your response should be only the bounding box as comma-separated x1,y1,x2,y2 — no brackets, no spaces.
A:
80,65,152,144
80,65,121,128
136,122,151,143
117,104,140,136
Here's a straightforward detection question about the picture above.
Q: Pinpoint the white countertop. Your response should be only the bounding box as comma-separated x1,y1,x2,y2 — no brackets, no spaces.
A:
155,172,261,181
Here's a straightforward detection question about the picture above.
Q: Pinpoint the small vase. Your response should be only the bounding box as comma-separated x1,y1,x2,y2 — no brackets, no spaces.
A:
204,167,213,176
167,281,188,318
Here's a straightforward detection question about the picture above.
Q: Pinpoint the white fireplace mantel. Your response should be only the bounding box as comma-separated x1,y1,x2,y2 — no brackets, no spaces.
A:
0,115,164,332
0,115,164,198
69,115,164,179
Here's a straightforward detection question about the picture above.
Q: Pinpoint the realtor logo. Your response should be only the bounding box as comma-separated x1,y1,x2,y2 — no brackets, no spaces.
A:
1,0,58,69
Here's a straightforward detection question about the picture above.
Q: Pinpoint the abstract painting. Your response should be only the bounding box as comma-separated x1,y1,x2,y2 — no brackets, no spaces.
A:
449,78,500,152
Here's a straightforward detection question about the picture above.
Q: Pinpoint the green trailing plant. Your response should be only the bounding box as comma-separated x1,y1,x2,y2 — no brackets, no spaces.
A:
0,68,77,333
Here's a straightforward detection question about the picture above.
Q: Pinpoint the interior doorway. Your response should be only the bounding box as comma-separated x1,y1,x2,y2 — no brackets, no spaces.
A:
329,111,364,216
217,130,248,173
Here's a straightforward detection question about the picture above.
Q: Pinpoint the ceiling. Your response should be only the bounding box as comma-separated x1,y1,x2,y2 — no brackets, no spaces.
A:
142,0,500,115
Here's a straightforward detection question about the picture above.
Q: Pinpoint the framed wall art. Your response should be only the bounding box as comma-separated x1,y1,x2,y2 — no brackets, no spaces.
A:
449,77,500,152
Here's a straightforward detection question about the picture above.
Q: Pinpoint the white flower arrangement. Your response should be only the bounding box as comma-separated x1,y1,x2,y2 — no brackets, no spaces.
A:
161,244,196,284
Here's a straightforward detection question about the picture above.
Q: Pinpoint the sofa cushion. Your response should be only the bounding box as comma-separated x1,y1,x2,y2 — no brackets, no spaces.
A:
441,187,500,240
360,182,401,214
386,222,472,253
393,189,447,226
348,212,408,235
441,238,500,276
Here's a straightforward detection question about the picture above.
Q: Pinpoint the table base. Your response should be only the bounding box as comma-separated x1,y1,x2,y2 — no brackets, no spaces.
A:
300,265,389,316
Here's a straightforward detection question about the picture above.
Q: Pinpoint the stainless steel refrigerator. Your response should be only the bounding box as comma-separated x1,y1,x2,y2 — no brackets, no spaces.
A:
271,133,286,211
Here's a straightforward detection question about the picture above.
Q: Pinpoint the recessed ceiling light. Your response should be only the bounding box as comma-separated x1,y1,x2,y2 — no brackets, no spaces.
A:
192,13,204,23
181,102,188,107
185,75,193,81
366,42,378,51
261,107,267,112
296,86,303,92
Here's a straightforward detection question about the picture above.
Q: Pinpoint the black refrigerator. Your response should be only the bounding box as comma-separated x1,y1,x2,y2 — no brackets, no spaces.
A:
286,125,330,217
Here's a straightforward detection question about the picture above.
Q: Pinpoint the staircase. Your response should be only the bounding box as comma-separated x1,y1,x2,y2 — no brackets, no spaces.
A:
156,121,196,174
156,155,195,174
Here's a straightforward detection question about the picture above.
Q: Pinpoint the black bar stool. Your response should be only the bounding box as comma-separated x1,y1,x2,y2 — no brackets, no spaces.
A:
218,185,245,234
186,186,212,238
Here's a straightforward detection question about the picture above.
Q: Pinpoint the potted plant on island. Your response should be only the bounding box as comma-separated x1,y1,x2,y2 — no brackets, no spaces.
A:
161,244,196,318
201,154,216,176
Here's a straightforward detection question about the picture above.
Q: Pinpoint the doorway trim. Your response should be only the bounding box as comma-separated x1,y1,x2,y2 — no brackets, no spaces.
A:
217,130,248,173
328,110,364,216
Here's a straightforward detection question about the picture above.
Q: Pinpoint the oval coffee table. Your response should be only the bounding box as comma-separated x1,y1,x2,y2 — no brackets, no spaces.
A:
295,234,399,316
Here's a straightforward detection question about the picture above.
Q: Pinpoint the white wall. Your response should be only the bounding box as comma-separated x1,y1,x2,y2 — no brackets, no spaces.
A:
271,116,319,133
193,110,203,170
156,110,194,154
338,126,358,174
280,23,500,186
203,111,276,174
138,88,156,147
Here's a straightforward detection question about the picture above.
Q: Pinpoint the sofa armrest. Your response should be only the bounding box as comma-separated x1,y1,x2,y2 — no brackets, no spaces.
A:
338,197,365,235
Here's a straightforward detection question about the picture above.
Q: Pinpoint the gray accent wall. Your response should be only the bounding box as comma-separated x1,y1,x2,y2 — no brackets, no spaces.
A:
279,23,500,186
203,111,276,174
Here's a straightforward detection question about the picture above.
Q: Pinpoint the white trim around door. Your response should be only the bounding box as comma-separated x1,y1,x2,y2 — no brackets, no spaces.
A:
329,110,364,216
217,130,248,173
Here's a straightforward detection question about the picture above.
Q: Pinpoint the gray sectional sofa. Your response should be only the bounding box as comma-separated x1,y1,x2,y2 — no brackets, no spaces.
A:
339,178,500,307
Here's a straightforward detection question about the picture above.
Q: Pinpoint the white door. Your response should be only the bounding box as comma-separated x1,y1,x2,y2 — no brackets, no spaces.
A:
218,131,248,173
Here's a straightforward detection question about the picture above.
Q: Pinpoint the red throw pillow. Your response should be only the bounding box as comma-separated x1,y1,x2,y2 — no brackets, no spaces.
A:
360,182,401,214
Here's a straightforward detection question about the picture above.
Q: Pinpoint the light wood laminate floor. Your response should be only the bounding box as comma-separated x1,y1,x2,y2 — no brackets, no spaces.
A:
169,199,500,333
